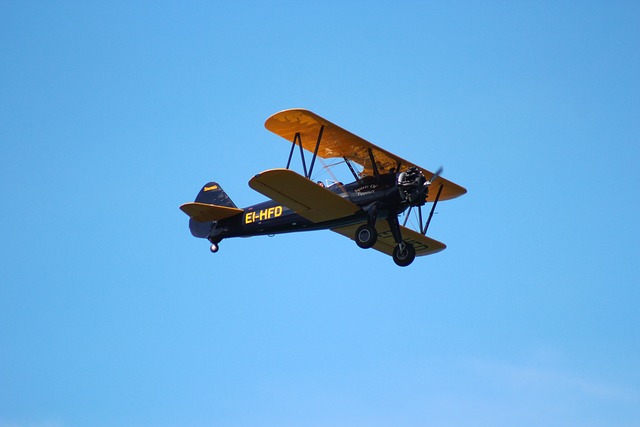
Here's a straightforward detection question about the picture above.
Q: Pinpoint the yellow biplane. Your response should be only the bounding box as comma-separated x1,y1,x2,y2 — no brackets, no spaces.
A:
181,109,466,266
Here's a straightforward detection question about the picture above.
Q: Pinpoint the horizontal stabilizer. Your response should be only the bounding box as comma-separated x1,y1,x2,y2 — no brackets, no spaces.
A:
180,202,244,222
249,168,361,223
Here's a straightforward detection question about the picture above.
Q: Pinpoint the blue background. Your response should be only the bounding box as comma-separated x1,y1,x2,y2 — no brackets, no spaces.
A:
1,2,639,426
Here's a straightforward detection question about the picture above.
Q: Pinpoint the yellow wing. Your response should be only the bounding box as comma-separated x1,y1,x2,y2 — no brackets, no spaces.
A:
265,108,467,202
248,168,361,223
332,221,446,257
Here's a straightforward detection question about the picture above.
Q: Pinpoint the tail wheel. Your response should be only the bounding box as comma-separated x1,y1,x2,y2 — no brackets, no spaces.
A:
210,243,219,253
393,242,416,267
355,224,378,249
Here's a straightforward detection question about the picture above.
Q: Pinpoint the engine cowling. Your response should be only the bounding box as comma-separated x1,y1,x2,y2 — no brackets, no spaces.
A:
397,167,428,206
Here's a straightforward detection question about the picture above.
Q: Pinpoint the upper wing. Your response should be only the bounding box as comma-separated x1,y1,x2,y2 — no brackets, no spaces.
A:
265,108,467,202
248,168,361,223
332,221,446,257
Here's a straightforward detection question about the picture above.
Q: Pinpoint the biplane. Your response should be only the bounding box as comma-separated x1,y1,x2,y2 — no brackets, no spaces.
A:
180,109,466,267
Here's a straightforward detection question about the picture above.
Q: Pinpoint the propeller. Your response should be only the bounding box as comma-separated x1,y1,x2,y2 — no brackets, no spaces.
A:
426,166,443,186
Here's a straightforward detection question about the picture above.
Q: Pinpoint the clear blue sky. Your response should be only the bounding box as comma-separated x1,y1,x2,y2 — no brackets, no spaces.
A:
1,2,639,426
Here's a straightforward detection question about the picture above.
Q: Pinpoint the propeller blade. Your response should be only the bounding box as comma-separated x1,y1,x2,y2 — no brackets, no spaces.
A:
427,166,443,185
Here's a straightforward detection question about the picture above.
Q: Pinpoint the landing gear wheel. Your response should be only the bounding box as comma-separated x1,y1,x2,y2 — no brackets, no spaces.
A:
393,242,416,267
355,224,378,249
210,243,219,253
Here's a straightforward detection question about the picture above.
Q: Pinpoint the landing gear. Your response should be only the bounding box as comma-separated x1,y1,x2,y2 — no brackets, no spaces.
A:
355,224,377,249
356,202,380,249
379,207,415,266
210,243,219,253
392,241,416,267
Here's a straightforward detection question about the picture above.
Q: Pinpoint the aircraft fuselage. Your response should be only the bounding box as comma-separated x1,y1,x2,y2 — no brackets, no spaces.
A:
210,172,404,241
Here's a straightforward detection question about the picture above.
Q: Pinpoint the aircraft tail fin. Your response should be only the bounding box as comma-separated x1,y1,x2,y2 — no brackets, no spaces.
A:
180,182,243,238
194,182,238,208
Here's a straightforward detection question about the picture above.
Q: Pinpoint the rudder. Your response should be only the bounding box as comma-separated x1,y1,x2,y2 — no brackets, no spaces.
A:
194,182,237,208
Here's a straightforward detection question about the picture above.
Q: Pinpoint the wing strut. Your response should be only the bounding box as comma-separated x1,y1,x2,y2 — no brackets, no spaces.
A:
343,157,359,181
284,126,325,179
400,183,444,235
285,132,302,171
307,125,324,178
423,184,444,235
367,148,380,177
403,206,413,226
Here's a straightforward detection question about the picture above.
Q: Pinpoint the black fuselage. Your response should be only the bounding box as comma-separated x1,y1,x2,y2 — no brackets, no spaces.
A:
209,172,404,242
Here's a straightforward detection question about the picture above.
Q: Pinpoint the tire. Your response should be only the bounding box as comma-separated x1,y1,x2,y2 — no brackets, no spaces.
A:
355,224,378,249
393,242,416,267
